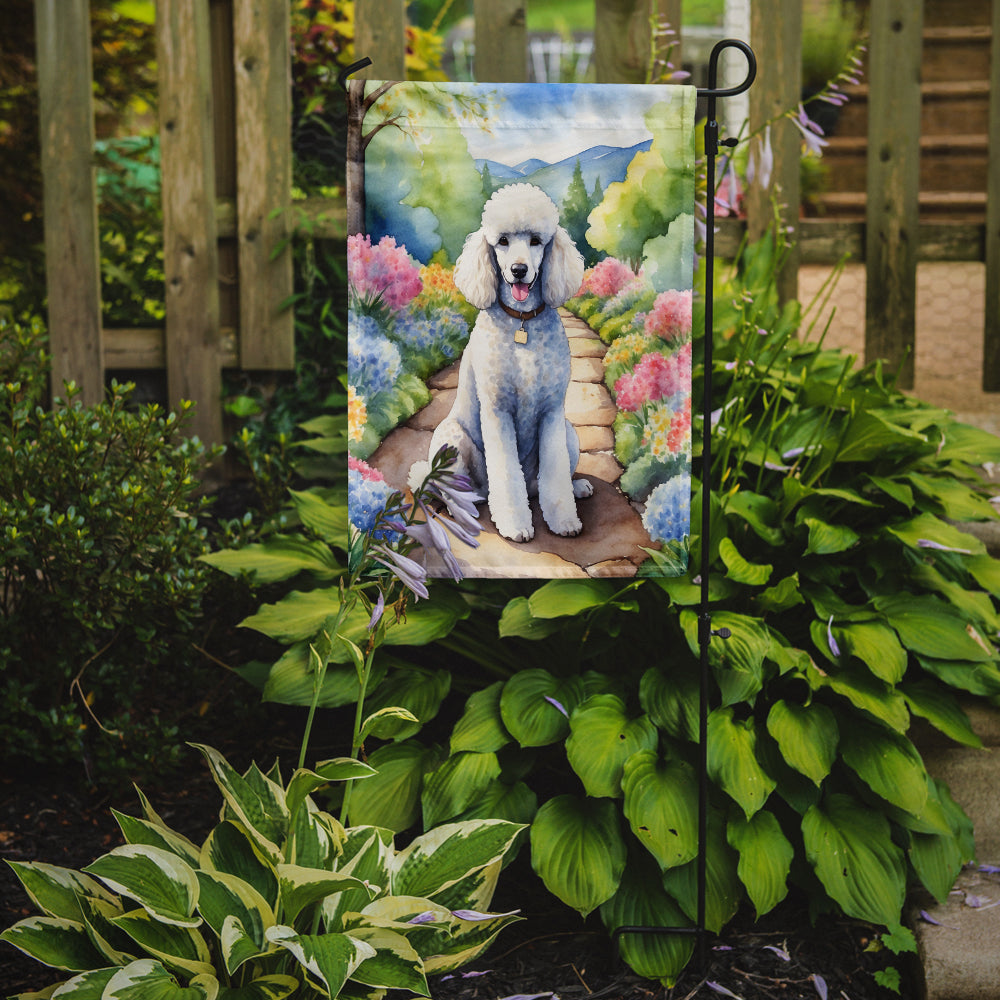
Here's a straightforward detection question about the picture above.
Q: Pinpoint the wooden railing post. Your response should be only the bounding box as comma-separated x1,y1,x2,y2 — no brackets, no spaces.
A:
474,0,526,82
864,0,923,389
157,0,222,444
983,0,1000,390
746,0,801,305
34,0,104,405
594,0,679,84
354,0,406,79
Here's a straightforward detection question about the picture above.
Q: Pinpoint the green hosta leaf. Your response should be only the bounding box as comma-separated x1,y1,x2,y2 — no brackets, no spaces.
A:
906,472,998,522
103,959,218,1000
346,926,428,994
4,862,118,923
909,808,967,906
200,535,341,584
839,718,929,817
265,926,375,998
288,488,349,547
916,655,1000,697
874,594,995,662
765,700,838,786
195,871,273,974
724,490,784,545
393,820,524,901
190,746,287,863
707,708,776,819
277,865,374,925
362,667,451,740
111,908,214,978
901,680,983,748
421,751,502,828
453,779,538,827
527,579,618,617
347,740,442,832
200,822,278,910
360,706,421,742
639,664,699,742
967,553,1000,597
497,597,565,639
450,682,511,754
835,621,907,684
0,916,107,971
935,421,1000,464
835,409,927,463
216,975,299,1000
802,517,859,556
599,853,694,987
621,751,699,871
911,562,1000,633
680,610,770,706
727,811,793,918
886,512,985,557
260,644,384,709
661,811,741,933
83,846,200,928
719,537,772,586
530,795,626,917
809,661,910,732
755,573,805,614
802,793,906,926
565,695,658,798
112,812,201,868
499,670,585,747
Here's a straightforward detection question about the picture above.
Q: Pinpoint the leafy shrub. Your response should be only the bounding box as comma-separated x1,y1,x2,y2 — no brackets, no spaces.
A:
0,317,219,782
1,743,524,997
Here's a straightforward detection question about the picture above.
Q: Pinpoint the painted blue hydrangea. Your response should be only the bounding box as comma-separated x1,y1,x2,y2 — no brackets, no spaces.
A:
348,462,403,543
348,313,402,399
394,308,468,355
642,476,691,544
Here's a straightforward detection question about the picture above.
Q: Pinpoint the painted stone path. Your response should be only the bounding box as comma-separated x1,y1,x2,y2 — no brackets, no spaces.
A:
370,310,655,578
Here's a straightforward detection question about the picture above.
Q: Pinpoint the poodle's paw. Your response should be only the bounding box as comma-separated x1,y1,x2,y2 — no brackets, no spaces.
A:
545,509,583,537
573,477,594,499
497,520,535,543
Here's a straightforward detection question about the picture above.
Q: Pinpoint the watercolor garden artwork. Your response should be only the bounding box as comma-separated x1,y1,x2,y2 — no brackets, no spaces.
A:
347,80,696,578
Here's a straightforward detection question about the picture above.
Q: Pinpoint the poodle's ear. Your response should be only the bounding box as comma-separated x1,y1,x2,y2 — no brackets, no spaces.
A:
453,229,497,309
542,226,586,307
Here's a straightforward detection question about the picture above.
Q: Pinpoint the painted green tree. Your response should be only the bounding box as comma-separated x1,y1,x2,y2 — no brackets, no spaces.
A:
560,159,600,267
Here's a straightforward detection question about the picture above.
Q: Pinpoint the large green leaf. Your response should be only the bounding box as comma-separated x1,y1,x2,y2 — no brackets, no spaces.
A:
362,667,451,741
421,751,502,828
808,661,910,732
727,811,793,918
216,976,299,1000
802,517,859,556
599,853,694,987
639,664,699,742
499,670,585,747
621,751,699,871
259,644,384,709
497,597,565,639
103,959,218,1000
916,655,1000,697
565,695,658,798
200,535,341,584
680,610,771,706
835,621,907,683
834,410,927,463
718,537,773,585
0,916,107,972
265,926,374,998
450,682,511,754
886,511,986,556
526,579,618,618
838,718,929,817
765,700,838,786
285,759,376,823
346,740,441,832
901,680,982,748
288,488,349,547
4,862,118,923
802,794,906,926
83,846,200,928
530,795,627,917
707,708,776,818
905,472,998,522
875,594,995,662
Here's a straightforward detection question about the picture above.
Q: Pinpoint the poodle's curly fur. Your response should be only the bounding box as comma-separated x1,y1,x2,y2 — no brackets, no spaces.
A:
410,183,591,543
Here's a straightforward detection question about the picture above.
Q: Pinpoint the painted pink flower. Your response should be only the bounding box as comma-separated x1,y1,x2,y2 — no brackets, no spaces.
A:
583,257,636,299
348,233,423,310
613,342,692,412
644,289,692,343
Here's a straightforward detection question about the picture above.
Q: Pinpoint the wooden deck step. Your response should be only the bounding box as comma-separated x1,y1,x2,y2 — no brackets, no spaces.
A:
835,80,992,137
922,25,993,82
814,190,987,222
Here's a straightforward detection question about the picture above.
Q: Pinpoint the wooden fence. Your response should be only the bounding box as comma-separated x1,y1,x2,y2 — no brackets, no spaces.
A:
33,0,1000,445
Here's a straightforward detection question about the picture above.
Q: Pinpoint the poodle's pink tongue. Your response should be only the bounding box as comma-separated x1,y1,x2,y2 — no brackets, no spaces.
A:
512,282,530,302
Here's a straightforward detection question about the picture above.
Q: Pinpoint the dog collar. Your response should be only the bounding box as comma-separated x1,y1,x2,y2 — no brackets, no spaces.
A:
499,301,545,344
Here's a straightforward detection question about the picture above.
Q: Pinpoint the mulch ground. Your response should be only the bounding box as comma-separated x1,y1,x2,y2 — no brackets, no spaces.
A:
1,743,913,1000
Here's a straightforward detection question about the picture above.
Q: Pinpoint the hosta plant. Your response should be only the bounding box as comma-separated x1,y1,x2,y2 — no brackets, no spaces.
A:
1,744,523,999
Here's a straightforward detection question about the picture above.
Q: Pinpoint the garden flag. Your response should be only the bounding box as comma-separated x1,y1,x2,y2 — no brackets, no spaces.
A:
347,80,696,579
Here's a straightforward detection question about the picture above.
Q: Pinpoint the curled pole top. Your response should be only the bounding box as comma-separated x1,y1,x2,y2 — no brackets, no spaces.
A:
697,39,756,100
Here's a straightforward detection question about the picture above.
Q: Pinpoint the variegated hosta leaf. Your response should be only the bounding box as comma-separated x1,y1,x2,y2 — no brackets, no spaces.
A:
112,810,202,868
499,669,585,747
529,795,626,917
265,926,375,998
200,822,278,910
77,894,136,966
802,793,906,926
323,829,393,931
195,871,274,974
42,966,118,997
214,974,300,1000
450,681,511,754
421,751,501,829
707,707,776,819
565,695,658,799
345,926,429,995
765,700,838,786
425,859,501,916
277,864,375,925
190,745,288,863
422,907,522,975
621,751,699,871
0,915,107,972
83,845,201,928
4,861,118,922
102,958,218,1000
391,820,524,901
110,908,214,979
288,802,343,870
727,810,793,918
285,760,375,824
599,853,694,987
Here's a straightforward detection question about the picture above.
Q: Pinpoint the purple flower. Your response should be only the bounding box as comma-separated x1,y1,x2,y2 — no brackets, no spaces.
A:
367,591,385,631
917,538,973,555
747,124,774,190
544,695,569,718
791,104,828,157
407,911,438,925
371,544,429,600
827,616,841,658
451,908,520,921
812,974,828,1000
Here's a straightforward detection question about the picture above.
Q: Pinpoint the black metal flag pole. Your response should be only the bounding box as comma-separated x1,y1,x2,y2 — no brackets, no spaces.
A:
613,38,756,973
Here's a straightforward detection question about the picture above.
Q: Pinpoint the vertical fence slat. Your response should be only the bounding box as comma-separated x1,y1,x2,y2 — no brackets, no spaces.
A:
34,0,103,405
233,0,294,370
746,0,801,304
355,0,406,79
864,0,923,389
474,0,526,82
983,0,1000,390
594,0,661,84
157,0,222,444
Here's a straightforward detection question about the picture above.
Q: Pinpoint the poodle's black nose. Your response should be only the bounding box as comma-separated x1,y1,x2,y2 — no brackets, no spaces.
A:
511,263,528,281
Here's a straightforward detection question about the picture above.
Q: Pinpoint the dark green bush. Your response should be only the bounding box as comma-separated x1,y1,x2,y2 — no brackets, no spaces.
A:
0,317,220,783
